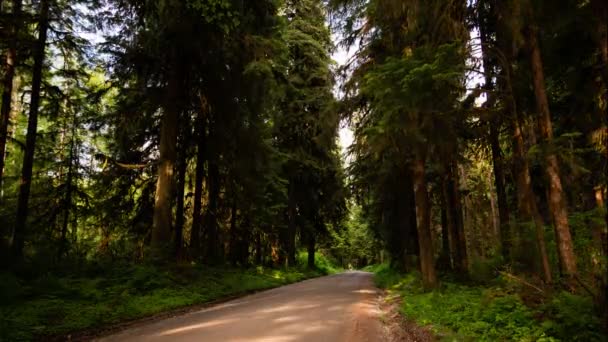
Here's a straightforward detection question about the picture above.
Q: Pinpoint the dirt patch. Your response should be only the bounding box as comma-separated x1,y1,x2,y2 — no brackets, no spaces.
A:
377,290,435,342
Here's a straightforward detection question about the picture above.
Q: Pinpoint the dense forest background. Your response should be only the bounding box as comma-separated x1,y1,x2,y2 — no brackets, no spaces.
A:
0,0,607,340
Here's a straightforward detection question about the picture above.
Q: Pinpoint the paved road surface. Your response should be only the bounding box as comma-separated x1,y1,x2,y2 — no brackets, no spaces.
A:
97,271,384,342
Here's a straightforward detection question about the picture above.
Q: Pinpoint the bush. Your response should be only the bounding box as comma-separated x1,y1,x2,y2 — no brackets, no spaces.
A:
541,291,603,342
296,250,341,274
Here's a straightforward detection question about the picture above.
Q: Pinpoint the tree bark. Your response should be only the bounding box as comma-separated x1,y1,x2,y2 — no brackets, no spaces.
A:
592,0,608,329
205,156,221,264
478,3,512,259
0,0,21,188
286,180,297,267
402,170,420,271
229,199,238,265
439,181,452,271
489,123,511,258
512,110,553,283
59,115,77,259
151,53,181,255
412,152,438,289
255,232,262,265
526,24,578,278
12,0,49,257
191,102,207,255
494,5,553,282
174,132,188,259
307,230,315,269
238,219,250,266
444,161,468,273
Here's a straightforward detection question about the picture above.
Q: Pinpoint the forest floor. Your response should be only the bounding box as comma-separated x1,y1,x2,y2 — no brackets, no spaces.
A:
367,264,606,342
0,253,338,341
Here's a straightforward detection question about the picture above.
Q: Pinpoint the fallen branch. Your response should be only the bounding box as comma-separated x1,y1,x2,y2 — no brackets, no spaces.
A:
499,271,545,294
574,275,598,299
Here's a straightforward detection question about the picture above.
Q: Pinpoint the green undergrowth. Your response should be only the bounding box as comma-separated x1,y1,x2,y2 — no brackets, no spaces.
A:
0,254,336,341
371,264,604,342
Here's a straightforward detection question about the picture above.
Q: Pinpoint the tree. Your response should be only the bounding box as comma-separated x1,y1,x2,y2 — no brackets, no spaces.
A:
523,8,578,280
276,0,338,267
12,0,50,257
0,0,21,187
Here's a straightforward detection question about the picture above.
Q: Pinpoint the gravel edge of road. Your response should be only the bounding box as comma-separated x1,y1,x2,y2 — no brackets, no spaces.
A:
377,289,435,342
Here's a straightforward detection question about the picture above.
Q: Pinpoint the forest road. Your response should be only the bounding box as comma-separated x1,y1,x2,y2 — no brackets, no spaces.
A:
97,271,385,342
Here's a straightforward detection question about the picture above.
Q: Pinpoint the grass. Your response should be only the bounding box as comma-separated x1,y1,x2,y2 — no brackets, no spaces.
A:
0,254,338,341
369,264,605,342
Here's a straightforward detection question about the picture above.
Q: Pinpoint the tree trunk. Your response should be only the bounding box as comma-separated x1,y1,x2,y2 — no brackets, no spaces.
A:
494,7,553,282
255,232,262,265
412,152,438,289
478,4,512,259
286,180,297,267
271,235,282,266
191,102,207,255
238,219,250,266
0,0,21,188
174,133,188,259
489,124,511,259
12,0,49,257
439,181,452,271
307,230,315,269
512,111,553,283
229,199,238,265
205,152,221,264
151,54,181,255
592,0,608,329
526,24,578,278
445,161,468,273
59,119,76,259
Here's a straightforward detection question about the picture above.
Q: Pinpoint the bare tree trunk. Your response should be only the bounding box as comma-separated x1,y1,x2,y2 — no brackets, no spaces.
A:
0,0,21,188
229,199,238,265
526,24,578,279
444,161,468,273
592,0,608,329
238,218,250,266
478,3,512,259
489,124,512,257
191,102,207,256
174,132,188,259
205,155,221,264
307,229,315,269
512,111,553,283
12,0,49,257
255,232,262,265
286,180,297,267
412,152,438,289
402,170,420,271
59,113,77,259
494,4,553,282
439,179,452,271
151,53,181,254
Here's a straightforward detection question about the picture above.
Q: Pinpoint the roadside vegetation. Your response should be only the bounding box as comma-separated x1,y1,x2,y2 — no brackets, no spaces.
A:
369,264,604,341
0,252,337,341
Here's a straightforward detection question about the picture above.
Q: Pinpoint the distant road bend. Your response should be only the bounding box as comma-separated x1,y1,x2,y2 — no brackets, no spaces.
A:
98,271,384,342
